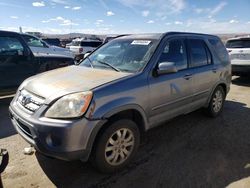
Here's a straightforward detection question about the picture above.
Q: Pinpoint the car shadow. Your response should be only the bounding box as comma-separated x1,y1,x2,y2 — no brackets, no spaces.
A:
232,76,250,87
0,98,16,139
36,100,250,188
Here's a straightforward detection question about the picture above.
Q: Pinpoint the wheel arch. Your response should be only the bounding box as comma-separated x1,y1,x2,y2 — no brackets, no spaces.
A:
83,105,148,161
205,82,228,107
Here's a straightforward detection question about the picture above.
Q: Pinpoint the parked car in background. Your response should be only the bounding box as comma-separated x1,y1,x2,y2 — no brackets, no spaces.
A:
21,34,74,59
60,38,73,48
67,38,103,61
226,36,250,76
0,30,74,97
9,32,231,173
42,38,61,47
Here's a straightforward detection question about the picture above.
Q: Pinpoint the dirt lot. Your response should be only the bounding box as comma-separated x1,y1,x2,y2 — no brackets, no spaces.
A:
0,76,250,188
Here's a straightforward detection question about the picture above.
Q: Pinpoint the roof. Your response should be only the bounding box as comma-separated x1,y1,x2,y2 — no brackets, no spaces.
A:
0,30,20,36
118,31,218,41
119,33,163,40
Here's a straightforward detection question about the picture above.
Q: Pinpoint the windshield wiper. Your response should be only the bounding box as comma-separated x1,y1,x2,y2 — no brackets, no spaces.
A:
96,60,120,72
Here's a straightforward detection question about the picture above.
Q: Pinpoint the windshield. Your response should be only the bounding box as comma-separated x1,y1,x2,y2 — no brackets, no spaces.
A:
22,35,45,48
226,39,250,48
79,38,157,73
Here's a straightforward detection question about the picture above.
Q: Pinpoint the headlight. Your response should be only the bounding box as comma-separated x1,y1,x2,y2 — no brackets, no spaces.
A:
45,91,93,118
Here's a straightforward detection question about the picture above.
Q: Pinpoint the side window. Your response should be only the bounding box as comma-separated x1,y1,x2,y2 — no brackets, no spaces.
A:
189,39,210,67
0,36,24,55
159,39,187,70
208,38,229,63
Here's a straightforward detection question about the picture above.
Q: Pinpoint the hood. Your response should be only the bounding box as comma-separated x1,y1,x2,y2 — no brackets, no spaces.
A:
22,66,131,104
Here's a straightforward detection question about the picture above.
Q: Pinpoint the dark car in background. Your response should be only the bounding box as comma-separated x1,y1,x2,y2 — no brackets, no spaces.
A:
0,30,74,97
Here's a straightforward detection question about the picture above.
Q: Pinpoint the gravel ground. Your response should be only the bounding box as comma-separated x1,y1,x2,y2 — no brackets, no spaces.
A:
0,76,250,188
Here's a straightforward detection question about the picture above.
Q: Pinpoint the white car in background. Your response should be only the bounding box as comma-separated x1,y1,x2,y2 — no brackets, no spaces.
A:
226,36,250,76
67,38,103,61
21,34,74,59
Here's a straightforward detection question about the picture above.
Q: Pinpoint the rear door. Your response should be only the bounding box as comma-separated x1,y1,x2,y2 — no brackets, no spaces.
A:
186,37,219,108
148,37,195,127
0,34,36,96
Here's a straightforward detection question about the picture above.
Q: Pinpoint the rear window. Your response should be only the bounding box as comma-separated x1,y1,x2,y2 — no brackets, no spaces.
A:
226,39,250,48
43,38,60,46
71,41,81,46
80,41,102,47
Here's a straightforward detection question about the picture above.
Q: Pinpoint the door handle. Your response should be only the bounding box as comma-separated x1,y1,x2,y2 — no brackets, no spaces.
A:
183,73,192,80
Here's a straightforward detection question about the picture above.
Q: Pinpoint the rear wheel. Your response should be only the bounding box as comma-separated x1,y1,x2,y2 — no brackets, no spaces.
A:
91,119,140,173
205,86,225,117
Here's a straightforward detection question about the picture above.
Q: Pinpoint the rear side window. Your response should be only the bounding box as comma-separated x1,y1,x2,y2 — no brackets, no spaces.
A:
0,36,24,55
159,39,188,70
189,39,211,68
209,38,229,63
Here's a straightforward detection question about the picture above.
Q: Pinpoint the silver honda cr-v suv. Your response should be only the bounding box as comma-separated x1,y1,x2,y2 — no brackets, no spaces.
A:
9,32,231,173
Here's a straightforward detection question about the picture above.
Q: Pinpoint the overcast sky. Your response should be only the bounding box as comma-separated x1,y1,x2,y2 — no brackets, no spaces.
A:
0,0,250,34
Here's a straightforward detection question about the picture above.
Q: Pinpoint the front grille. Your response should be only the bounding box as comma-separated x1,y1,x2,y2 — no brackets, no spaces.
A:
17,90,45,113
16,119,33,139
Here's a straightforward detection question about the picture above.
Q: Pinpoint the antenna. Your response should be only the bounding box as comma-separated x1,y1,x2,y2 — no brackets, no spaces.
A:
19,26,23,33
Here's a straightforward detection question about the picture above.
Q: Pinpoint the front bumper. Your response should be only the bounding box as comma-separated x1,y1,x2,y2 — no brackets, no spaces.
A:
9,103,106,161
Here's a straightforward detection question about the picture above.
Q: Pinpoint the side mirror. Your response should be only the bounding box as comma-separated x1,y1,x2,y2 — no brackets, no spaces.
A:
84,52,90,58
157,62,177,75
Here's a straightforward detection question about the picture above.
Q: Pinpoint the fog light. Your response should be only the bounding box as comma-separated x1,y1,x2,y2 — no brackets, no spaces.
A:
46,134,53,146
46,134,61,147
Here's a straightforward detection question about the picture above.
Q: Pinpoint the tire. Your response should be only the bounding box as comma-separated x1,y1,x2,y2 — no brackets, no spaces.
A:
205,86,226,117
91,119,140,173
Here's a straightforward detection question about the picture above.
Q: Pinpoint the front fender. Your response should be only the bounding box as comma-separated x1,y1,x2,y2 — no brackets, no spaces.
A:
86,97,149,130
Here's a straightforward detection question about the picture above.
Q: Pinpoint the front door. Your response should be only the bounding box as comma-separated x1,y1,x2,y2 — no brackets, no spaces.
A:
148,37,195,128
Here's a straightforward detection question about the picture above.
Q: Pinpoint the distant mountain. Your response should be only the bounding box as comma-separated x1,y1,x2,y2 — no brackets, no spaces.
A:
40,32,250,43
41,33,107,40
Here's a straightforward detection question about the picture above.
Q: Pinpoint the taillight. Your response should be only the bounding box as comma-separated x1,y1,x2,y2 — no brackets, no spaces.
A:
79,48,83,53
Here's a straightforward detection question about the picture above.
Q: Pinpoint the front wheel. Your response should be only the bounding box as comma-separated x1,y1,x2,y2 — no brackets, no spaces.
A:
205,86,226,117
91,119,140,173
